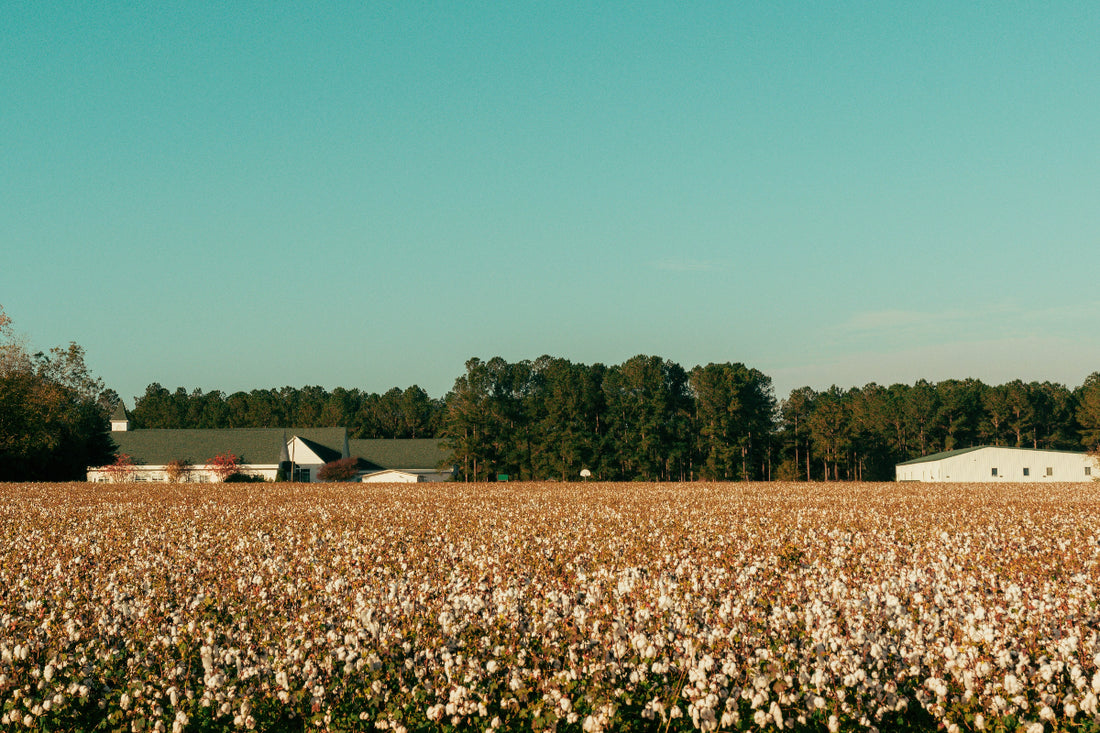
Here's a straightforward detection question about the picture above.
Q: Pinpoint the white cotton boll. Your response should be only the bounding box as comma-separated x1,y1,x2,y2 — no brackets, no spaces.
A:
769,702,783,728
974,714,985,730
1039,706,1055,722
828,714,839,732
43,665,54,682
1065,703,1078,718
753,710,768,727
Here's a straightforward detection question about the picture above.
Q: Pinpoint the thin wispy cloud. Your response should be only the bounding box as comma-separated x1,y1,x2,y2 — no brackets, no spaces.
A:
837,303,1021,340
836,300,1100,344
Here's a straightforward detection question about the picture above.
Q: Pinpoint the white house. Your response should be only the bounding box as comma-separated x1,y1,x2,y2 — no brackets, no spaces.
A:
895,446,1098,482
88,405,454,482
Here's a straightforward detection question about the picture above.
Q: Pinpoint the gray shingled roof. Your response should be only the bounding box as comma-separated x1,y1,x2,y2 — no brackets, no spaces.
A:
110,428,347,466
108,429,451,471
349,439,452,470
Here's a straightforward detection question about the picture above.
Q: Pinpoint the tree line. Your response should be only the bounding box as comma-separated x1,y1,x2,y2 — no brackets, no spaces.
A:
4,296,1100,482
130,383,443,439
123,354,1100,482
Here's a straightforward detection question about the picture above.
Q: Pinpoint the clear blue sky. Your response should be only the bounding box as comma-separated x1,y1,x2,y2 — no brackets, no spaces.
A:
4,2,1099,405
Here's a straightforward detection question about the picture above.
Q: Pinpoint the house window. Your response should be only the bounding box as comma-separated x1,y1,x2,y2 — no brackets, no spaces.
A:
1046,467,1053,476
991,467,998,477
294,467,311,482
1022,467,1029,477
1087,467,1092,476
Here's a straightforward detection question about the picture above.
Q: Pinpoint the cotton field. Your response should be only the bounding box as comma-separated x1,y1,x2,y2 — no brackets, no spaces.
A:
1,482,1098,733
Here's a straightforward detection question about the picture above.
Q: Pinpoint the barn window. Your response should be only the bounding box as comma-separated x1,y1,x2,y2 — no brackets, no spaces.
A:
1022,467,1029,476
1046,467,1053,476
991,467,998,477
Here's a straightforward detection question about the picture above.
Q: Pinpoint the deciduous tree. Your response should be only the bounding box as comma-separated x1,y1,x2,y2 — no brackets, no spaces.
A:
206,452,241,482
317,456,360,482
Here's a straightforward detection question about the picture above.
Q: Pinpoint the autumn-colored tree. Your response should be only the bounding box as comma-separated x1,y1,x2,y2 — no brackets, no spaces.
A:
317,457,360,482
104,453,135,482
164,459,192,483
0,305,114,480
205,452,240,482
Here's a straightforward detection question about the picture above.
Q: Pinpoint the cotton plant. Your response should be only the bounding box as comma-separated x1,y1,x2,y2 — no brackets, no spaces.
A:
0,481,1098,732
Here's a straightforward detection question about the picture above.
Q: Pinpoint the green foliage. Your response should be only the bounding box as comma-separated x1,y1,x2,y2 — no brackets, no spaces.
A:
0,306,114,480
1076,372,1100,449
690,362,776,480
130,383,444,436
223,471,268,483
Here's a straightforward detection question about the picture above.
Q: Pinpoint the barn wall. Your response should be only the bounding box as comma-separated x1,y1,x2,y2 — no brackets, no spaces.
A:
896,447,1097,482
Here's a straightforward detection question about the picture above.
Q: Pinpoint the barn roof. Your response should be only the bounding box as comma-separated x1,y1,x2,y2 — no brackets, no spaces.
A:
106,429,450,470
110,428,347,466
895,446,986,466
896,445,1087,466
349,439,451,470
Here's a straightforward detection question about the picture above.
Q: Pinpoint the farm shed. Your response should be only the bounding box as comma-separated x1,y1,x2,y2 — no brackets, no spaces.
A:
362,469,423,483
895,446,1097,482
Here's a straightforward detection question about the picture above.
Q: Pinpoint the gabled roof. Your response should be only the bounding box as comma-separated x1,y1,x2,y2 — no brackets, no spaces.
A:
896,446,986,466
110,402,128,422
296,436,344,465
349,438,451,470
897,445,1087,466
109,428,347,466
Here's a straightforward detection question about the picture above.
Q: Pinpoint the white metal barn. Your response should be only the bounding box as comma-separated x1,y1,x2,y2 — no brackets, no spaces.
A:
896,446,1098,482
361,469,426,483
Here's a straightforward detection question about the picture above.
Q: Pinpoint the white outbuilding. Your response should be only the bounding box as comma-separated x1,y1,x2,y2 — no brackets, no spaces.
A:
896,446,1098,482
